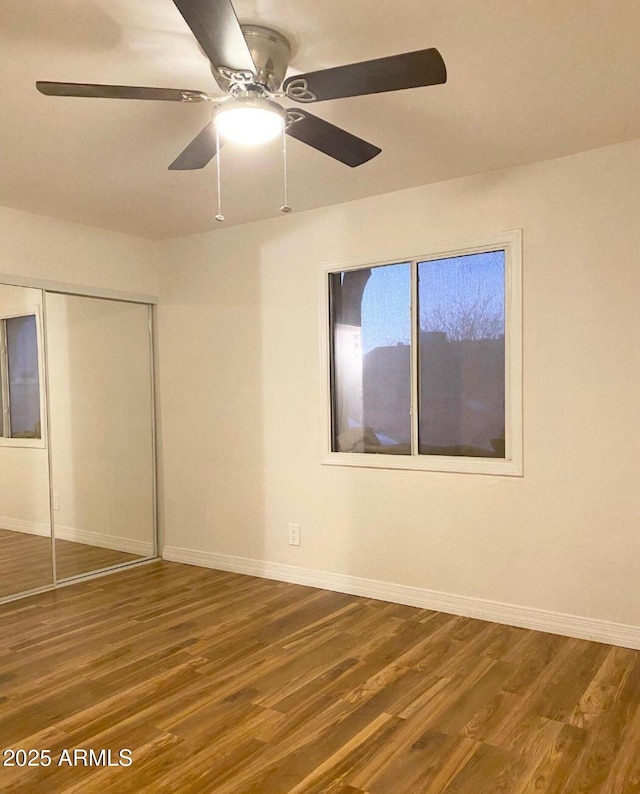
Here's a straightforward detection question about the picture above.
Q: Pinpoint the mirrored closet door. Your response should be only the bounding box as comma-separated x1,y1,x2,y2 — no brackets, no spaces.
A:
0,284,52,598
45,292,156,581
0,285,156,602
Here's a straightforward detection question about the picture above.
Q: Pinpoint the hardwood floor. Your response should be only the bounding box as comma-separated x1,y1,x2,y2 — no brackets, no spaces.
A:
54,539,143,582
0,528,145,598
1,561,640,792
0,528,53,597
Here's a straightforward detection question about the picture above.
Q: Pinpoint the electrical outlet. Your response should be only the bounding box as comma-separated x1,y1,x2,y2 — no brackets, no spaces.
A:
288,523,300,546
52,493,60,511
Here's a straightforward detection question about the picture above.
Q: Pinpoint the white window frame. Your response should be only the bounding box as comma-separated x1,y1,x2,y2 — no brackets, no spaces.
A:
0,306,47,449
319,230,523,476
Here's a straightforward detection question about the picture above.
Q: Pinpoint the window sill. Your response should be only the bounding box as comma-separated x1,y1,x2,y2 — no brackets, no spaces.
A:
322,451,523,477
0,437,46,449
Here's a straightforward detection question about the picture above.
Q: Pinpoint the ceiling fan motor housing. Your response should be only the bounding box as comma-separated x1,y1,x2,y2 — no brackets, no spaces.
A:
212,24,291,93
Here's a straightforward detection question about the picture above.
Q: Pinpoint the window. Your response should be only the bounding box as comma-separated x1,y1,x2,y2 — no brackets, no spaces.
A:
323,231,522,475
0,314,42,440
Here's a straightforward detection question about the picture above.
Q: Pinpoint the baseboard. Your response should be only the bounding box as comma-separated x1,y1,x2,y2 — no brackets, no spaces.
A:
162,545,640,651
55,526,154,557
0,516,50,537
0,516,153,556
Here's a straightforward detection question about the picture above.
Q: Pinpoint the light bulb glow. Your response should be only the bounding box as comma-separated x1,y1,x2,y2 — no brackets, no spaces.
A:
215,101,285,146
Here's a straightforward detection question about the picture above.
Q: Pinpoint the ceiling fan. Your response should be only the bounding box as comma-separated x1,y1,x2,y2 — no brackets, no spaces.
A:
36,0,447,171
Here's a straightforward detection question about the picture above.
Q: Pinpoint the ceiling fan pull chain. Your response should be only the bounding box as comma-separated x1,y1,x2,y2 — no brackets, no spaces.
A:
280,128,292,214
215,123,225,222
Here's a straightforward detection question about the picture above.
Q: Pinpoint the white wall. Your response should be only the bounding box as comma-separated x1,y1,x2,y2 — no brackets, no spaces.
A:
157,138,640,632
3,142,638,636
0,205,158,296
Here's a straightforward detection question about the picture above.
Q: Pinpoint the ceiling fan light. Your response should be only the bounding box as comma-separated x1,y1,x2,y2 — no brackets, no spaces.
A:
215,99,285,146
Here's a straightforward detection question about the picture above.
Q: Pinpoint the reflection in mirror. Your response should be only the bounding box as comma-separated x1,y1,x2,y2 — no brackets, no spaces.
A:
4,315,42,439
45,293,155,581
0,284,52,598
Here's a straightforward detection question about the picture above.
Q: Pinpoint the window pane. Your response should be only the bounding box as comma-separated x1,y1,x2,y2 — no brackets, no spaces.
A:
418,251,505,457
330,263,411,454
6,315,41,439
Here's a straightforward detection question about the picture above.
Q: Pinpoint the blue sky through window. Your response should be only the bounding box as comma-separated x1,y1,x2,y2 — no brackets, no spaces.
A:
361,252,505,353
361,263,411,354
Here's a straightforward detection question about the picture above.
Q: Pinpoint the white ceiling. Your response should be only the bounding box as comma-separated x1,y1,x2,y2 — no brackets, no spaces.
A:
3,0,640,239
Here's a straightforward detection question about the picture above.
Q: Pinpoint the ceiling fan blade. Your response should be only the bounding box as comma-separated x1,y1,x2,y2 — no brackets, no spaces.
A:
284,48,446,103
172,0,256,75
169,121,222,170
36,81,209,102
285,109,380,167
